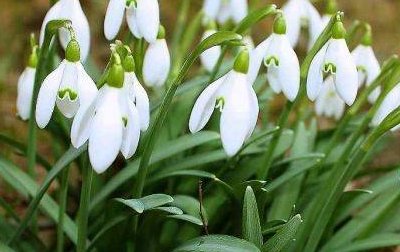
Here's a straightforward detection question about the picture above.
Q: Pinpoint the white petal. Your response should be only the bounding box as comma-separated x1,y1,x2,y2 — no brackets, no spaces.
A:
200,30,222,72
326,39,359,105
267,67,282,93
230,0,248,24
203,0,221,21
143,39,171,87
70,96,96,148
131,74,150,131
315,76,345,120
189,74,226,133
136,0,159,43
357,45,381,86
220,72,253,156
39,1,62,46
307,44,326,101
246,86,259,140
76,63,98,106
35,62,65,128
56,62,80,118
120,99,141,159
247,37,271,85
282,0,302,47
304,0,322,50
17,68,36,120
372,84,400,127
126,6,143,38
104,0,126,40
89,86,123,173
368,87,381,104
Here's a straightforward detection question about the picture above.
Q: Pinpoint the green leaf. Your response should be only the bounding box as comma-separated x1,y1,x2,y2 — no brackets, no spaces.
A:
262,215,302,252
172,195,203,219
0,147,85,245
115,194,174,214
0,242,15,252
262,220,287,235
331,233,400,252
234,5,277,34
242,186,263,248
91,132,220,210
148,170,217,184
173,235,261,252
153,207,184,215
168,214,203,226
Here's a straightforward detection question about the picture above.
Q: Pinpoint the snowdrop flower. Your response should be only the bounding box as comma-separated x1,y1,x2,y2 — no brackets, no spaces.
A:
36,40,97,129
351,30,381,102
200,22,221,72
17,46,38,120
143,26,171,87
371,84,400,131
40,0,90,61
248,15,300,101
282,0,322,49
307,19,358,106
104,0,160,43
203,0,248,24
189,49,259,156
315,76,345,120
71,55,142,173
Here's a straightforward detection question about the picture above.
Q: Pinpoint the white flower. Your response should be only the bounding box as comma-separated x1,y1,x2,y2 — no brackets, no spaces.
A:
203,0,248,24
143,38,171,87
200,29,222,72
315,76,345,120
243,35,255,51
71,84,141,173
189,69,258,156
17,67,36,120
247,17,300,101
371,84,400,131
351,44,381,102
123,72,150,131
282,0,322,49
40,0,90,61
35,58,97,128
104,0,160,43
307,25,358,106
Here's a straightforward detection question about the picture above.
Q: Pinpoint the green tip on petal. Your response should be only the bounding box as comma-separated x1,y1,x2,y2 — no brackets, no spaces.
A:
361,25,373,46
157,25,166,39
233,49,250,74
332,20,346,39
325,0,338,15
107,53,124,88
273,14,286,35
65,39,81,62
123,55,136,72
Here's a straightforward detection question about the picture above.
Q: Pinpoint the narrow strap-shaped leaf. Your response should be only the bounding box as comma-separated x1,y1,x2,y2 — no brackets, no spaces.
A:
331,233,400,252
262,215,302,252
242,186,263,248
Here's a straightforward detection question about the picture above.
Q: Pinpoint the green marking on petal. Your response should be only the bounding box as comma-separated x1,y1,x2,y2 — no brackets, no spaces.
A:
264,56,279,67
122,117,128,127
357,65,367,73
323,62,336,74
215,97,225,112
58,88,78,101
126,0,137,8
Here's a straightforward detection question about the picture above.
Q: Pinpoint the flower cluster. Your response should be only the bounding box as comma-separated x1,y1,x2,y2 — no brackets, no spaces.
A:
15,0,400,174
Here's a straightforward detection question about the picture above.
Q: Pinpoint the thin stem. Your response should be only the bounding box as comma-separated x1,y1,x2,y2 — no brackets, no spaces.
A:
198,180,209,235
77,160,93,252
57,167,70,252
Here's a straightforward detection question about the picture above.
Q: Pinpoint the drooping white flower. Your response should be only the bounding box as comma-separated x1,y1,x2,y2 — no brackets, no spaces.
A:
351,36,381,103
371,84,400,131
143,26,171,87
200,28,221,72
203,0,248,24
40,0,90,61
71,57,142,173
247,16,300,101
36,40,97,129
307,21,358,106
17,67,36,120
315,76,345,120
104,0,160,43
189,50,259,156
282,0,322,49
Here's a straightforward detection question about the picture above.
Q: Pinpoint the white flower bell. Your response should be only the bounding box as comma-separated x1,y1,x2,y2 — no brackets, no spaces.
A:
248,15,300,101
40,0,90,61
307,20,358,106
17,46,38,120
143,26,171,87
351,30,381,103
71,55,142,173
282,0,322,49
203,0,248,24
371,83,400,131
36,40,97,129
200,22,222,72
315,76,345,120
104,0,160,43
189,49,259,156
